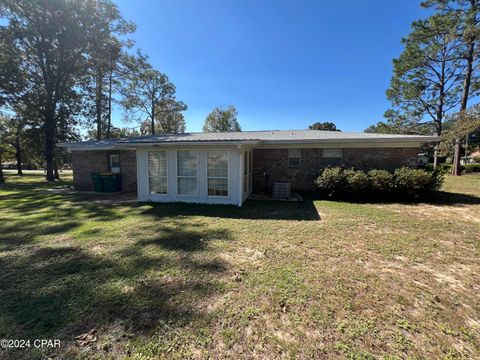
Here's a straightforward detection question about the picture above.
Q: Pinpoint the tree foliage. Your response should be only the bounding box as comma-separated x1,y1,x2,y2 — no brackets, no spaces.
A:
0,0,103,180
439,105,480,154
0,0,187,180
365,110,434,134
386,13,467,137
308,122,340,131
422,0,480,174
203,106,241,132
121,55,187,135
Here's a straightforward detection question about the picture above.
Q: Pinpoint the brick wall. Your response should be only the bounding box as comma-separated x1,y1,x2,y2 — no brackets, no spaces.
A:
342,147,418,171
252,148,323,193
252,147,419,193
71,150,137,192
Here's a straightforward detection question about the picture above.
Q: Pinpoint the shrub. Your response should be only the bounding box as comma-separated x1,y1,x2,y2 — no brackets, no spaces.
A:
367,169,394,193
393,167,435,198
438,163,453,173
429,169,445,192
464,163,480,173
315,166,444,200
343,168,369,193
314,167,345,197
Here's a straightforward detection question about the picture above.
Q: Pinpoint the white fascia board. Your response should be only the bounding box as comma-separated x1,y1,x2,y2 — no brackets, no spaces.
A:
118,140,260,148
64,145,130,151
260,137,440,145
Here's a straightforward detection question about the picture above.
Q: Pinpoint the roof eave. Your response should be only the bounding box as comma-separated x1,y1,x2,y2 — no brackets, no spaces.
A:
118,140,260,147
262,136,441,145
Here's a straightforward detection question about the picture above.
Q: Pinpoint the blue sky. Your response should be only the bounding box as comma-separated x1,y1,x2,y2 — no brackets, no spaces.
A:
113,0,432,133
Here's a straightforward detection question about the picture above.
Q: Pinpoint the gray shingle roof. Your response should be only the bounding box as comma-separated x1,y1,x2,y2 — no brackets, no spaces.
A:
59,130,440,149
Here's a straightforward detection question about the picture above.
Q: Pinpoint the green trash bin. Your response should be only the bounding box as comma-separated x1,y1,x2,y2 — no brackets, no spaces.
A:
113,173,122,191
91,173,103,192
101,174,117,193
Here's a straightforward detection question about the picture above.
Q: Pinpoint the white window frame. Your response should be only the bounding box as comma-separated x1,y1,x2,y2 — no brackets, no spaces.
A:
206,149,229,198
147,150,168,195
176,149,199,197
288,149,301,167
109,154,121,173
322,148,343,166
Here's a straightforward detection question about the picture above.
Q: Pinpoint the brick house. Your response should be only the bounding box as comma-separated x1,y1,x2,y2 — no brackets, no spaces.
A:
60,130,439,206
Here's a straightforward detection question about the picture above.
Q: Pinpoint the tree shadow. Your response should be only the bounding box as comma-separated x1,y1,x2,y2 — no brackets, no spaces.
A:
139,199,321,221
0,222,231,359
308,191,480,207
430,191,480,206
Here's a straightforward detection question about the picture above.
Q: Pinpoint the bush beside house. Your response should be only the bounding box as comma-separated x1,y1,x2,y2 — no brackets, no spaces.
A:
315,166,444,199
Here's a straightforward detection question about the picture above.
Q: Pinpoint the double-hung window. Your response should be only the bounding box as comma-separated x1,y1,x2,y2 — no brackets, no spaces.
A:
148,151,168,194
109,154,121,173
207,150,228,197
177,150,197,196
323,148,343,167
288,149,301,167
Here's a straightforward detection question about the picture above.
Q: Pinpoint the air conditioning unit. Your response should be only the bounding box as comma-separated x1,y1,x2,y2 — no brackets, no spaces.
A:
272,181,291,199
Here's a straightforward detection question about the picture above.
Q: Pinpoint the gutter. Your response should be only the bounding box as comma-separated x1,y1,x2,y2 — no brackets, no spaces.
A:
58,136,440,151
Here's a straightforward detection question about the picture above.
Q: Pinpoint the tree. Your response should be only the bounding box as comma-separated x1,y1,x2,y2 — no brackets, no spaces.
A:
86,126,140,139
0,25,26,108
0,119,7,184
439,104,480,156
0,115,27,175
121,56,187,135
138,98,187,135
365,109,434,134
203,105,241,132
386,13,466,167
83,2,135,140
0,0,100,181
308,122,340,131
423,0,480,174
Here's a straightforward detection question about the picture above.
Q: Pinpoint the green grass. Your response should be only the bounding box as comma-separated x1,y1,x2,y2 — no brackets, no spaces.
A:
0,171,479,359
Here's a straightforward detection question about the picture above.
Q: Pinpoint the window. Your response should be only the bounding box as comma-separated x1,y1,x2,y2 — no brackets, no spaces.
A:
207,149,228,197
109,154,121,173
148,151,167,194
177,150,197,195
323,148,342,167
288,149,301,167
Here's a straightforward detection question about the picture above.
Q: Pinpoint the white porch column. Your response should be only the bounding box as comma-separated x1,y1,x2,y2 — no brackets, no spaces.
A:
238,147,244,207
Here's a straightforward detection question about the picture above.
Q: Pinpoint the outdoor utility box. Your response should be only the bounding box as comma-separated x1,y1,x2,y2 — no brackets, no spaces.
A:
272,181,291,199
91,173,121,193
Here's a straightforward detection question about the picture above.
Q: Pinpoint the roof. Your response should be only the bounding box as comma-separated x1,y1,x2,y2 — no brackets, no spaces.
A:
59,130,440,150
468,149,480,158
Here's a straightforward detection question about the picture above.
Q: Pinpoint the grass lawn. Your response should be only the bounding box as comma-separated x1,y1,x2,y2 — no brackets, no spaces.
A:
0,171,479,359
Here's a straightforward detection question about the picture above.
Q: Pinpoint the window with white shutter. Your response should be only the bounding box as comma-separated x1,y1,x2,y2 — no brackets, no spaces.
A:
148,151,168,194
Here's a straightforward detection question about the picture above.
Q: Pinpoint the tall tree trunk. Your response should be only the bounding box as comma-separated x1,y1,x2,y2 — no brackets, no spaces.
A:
15,134,23,176
107,67,113,138
0,153,5,184
453,1,477,176
96,71,103,140
433,60,445,170
45,110,56,182
151,88,156,135
54,161,60,180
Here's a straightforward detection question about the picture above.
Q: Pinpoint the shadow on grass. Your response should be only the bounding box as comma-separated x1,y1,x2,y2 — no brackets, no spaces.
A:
0,176,235,358
308,191,480,207
139,199,321,221
0,224,231,356
0,175,319,358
